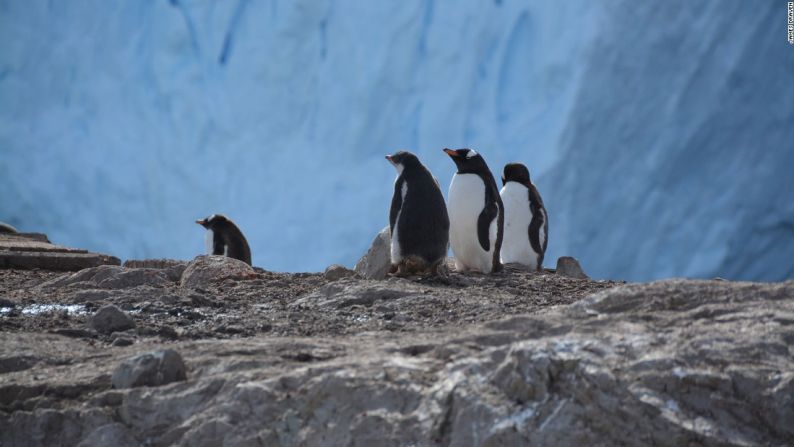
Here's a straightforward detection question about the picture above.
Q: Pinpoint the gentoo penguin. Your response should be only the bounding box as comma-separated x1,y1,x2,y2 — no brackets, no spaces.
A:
443,148,504,273
195,214,252,266
500,163,548,270
386,151,450,276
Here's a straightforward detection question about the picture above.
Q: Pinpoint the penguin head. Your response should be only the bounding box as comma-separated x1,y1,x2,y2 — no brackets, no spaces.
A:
195,214,229,229
502,163,531,187
385,151,421,174
443,148,488,174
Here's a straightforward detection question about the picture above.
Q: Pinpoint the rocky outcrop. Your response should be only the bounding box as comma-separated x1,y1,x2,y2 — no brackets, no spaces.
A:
1,278,792,446
111,349,187,389
39,265,170,290
354,226,391,280
0,233,120,271
180,255,255,289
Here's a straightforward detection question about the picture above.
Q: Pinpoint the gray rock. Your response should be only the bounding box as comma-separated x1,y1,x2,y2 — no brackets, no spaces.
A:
111,349,187,389
180,255,255,289
77,423,139,447
70,289,110,303
5,278,794,446
323,264,355,281
89,305,135,335
0,222,19,233
111,337,134,347
556,256,589,279
40,265,169,289
123,259,188,282
291,278,422,309
354,226,391,279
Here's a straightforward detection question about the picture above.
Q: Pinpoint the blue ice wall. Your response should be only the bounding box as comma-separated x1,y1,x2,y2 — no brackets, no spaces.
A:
1,0,792,280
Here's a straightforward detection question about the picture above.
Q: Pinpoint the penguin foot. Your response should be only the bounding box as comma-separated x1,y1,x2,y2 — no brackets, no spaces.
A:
388,262,413,278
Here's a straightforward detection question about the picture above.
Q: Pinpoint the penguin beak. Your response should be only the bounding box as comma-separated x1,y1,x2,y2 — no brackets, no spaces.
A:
385,155,392,162
443,148,459,157
195,219,207,226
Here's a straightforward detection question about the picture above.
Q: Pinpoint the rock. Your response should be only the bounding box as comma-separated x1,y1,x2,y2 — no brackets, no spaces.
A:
123,259,188,282
111,337,134,347
70,289,110,303
0,355,39,374
354,226,391,280
49,328,97,338
5,270,794,446
556,256,589,279
291,278,421,309
0,222,18,234
180,255,255,289
111,349,187,389
76,423,139,447
89,305,135,335
0,233,120,271
0,297,14,308
324,264,355,281
40,265,169,289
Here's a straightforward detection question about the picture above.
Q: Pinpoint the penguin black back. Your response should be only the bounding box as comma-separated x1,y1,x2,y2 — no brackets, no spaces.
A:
195,214,252,266
386,151,449,272
444,148,504,272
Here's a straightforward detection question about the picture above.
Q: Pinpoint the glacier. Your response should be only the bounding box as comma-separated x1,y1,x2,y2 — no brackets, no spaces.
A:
1,0,792,281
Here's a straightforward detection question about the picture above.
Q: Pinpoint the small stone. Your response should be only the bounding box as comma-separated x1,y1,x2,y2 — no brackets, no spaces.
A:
111,337,134,347
50,328,97,339
324,264,355,281
354,226,391,280
89,305,135,335
556,256,589,279
111,349,187,389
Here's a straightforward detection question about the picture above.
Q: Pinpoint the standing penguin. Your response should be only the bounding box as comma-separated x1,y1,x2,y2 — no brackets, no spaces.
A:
386,151,450,276
443,148,504,273
195,214,252,266
500,163,548,271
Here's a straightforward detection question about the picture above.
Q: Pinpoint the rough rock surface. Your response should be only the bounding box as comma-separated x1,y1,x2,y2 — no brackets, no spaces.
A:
354,226,391,280
89,305,135,335
180,255,256,289
1,263,792,446
556,256,589,279
111,349,187,389
323,264,356,281
0,233,121,271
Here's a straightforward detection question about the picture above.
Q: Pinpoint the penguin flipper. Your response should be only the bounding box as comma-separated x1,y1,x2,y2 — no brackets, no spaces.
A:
528,201,544,255
212,237,226,256
477,200,498,252
389,177,404,235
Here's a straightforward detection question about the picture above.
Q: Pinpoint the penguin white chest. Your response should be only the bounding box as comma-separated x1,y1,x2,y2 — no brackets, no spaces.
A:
500,182,537,267
204,229,214,255
448,173,495,272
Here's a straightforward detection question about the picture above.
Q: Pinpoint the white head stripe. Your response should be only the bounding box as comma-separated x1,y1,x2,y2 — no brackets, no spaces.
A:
466,150,478,159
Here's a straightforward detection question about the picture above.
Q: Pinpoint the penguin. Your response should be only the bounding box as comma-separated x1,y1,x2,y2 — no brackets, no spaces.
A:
386,151,450,276
195,214,252,266
443,148,504,273
500,163,548,271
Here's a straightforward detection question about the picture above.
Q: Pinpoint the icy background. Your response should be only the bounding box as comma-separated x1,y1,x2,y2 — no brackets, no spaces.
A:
1,1,792,280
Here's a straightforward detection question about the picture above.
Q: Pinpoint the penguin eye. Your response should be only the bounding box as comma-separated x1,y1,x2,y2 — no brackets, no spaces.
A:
466,150,478,159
